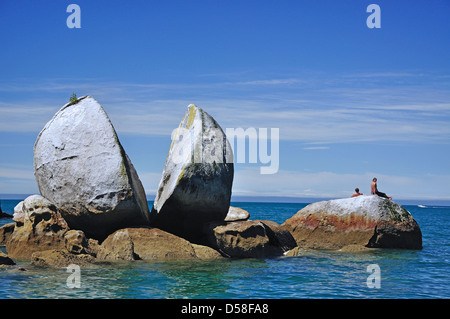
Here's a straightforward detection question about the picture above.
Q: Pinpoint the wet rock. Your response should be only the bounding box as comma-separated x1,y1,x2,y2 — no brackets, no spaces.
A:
33,96,149,239
150,104,234,243
282,195,422,250
6,195,69,259
339,244,376,253
284,246,302,257
206,220,297,258
0,252,15,266
31,249,95,268
192,243,224,259
0,223,15,245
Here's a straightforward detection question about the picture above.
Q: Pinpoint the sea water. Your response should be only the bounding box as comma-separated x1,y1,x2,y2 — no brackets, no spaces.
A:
0,200,448,299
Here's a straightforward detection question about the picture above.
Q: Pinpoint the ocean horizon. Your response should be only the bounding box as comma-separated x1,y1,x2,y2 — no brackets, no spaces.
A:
1,194,449,207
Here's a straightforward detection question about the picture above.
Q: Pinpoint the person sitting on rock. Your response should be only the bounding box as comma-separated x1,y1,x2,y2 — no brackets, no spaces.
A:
371,177,392,200
351,188,363,197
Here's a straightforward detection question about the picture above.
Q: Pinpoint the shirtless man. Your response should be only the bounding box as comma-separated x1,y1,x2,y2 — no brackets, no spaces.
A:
351,188,363,197
371,177,392,200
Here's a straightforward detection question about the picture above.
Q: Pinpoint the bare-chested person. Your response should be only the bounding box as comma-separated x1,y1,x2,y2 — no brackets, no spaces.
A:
351,188,363,197
371,177,392,200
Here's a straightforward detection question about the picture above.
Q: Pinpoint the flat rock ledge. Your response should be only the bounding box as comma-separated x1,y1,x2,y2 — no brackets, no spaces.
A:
282,195,422,250
205,220,298,258
96,227,223,261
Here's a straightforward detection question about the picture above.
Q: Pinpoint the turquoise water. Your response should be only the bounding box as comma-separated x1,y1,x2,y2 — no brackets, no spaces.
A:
0,200,448,299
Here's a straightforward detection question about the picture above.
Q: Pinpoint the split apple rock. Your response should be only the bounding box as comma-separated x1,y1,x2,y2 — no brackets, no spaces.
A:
33,96,149,239
150,104,234,242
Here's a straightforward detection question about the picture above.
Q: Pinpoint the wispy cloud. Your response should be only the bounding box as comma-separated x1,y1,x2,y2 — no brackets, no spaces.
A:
303,146,330,150
0,167,34,180
233,78,302,86
1,72,449,145
0,165,37,194
343,72,420,79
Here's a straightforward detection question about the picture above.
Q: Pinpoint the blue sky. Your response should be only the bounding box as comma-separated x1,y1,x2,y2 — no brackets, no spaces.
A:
1,0,449,202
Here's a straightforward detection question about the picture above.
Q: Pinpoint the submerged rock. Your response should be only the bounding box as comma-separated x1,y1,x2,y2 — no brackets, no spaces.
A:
0,252,15,266
6,195,69,259
339,244,377,253
31,249,95,268
0,202,12,219
206,220,297,258
150,104,234,243
33,96,149,239
282,195,422,250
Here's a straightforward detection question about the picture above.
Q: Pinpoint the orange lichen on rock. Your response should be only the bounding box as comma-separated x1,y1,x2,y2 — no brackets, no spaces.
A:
282,196,422,250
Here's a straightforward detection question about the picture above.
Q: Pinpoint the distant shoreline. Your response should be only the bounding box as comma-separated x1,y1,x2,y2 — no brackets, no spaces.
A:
1,193,449,207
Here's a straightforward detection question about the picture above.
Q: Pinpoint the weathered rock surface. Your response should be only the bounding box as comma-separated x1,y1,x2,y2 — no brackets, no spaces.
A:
206,220,297,258
33,96,149,239
31,249,95,268
64,230,89,254
0,223,15,245
97,227,210,261
282,195,422,250
150,104,234,243
225,206,250,222
96,228,136,261
191,243,224,259
6,195,70,259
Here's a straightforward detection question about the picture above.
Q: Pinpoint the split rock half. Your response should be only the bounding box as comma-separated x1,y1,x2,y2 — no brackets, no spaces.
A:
34,96,149,239
150,104,234,242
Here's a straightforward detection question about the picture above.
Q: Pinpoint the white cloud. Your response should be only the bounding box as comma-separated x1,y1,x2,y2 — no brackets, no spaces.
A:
1,74,450,145
0,167,34,180
0,166,38,194
303,146,330,150
233,78,302,86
